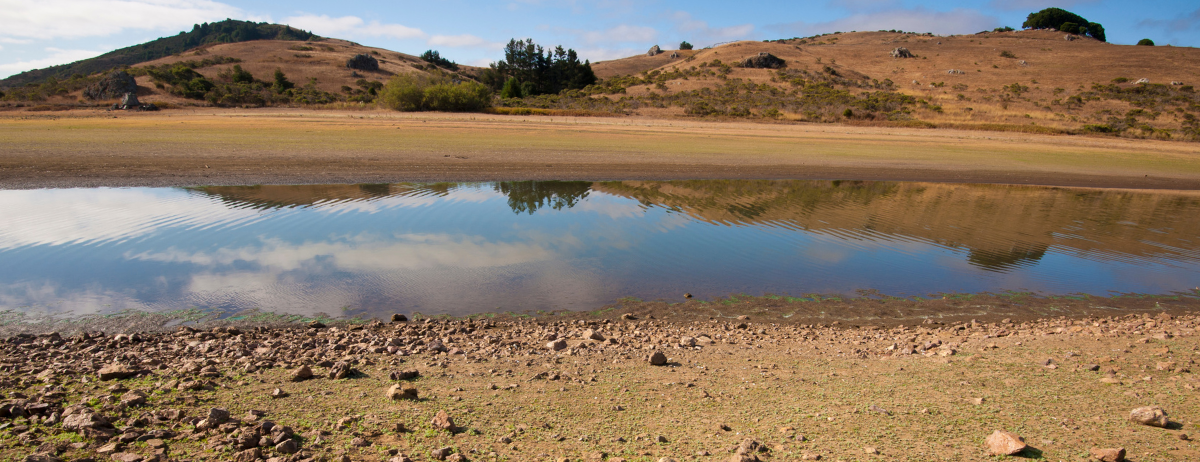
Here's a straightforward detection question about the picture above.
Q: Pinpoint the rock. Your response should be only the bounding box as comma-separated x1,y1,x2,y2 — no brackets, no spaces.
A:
684,292,693,298
1129,406,1169,427
1089,447,1126,462
290,366,313,382
647,45,662,56
346,54,380,71
659,458,677,462
736,438,766,455
118,93,140,110
868,405,890,415
119,390,147,406
621,313,637,320
800,454,822,460
109,454,142,462
446,454,466,462
985,430,1027,455
275,439,298,454
328,361,352,380
389,456,414,462
206,408,230,424
864,447,879,455
431,446,452,460
392,314,407,322
98,365,137,381
271,388,288,398
891,47,914,58
742,52,786,69
389,370,420,381
547,340,567,351
648,351,668,366
232,448,260,462
308,320,325,329
431,410,456,431
582,329,605,341
679,336,696,347
63,413,111,432
386,384,418,400
83,71,137,100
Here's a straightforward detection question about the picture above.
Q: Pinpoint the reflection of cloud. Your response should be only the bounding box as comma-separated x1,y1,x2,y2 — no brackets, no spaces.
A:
128,233,558,271
0,280,154,316
0,188,263,249
308,187,502,214
567,196,646,219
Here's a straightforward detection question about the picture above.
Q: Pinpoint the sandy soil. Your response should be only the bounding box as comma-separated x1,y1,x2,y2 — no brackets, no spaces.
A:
1,310,1197,462
2,109,1199,190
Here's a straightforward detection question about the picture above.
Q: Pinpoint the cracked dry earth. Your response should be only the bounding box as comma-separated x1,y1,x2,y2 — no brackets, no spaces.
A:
1,313,1199,462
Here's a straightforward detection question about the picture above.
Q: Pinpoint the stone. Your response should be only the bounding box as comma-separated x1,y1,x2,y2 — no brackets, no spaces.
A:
206,408,230,424
736,438,766,455
391,313,408,322
742,53,786,69
621,313,637,320
109,454,142,462
98,365,137,381
328,361,352,380
118,93,140,110
63,413,111,432
1129,406,1169,427
868,405,890,415
308,321,325,329
386,384,418,400
275,439,298,454
648,351,668,366
431,410,456,431
679,336,696,347
389,370,420,381
232,448,260,462
864,447,879,455
23,455,64,462
985,430,1027,455
431,446,452,460
389,456,414,462
446,454,466,462
346,54,380,71
119,390,147,406
290,366,313,382
647,45,662,56
891,47,914,58
547,340,567,351
582,329,605,341
271,388,288,398
83,71,137,100
1089,447,1126,462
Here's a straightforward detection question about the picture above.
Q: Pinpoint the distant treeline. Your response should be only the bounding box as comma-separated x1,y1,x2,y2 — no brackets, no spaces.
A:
0,20,317,88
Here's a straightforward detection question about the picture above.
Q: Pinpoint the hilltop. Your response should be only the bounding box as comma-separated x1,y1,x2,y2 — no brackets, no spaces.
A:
0,20,318,88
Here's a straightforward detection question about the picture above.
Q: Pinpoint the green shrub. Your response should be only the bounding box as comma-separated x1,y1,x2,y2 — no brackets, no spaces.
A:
500,77,524,99
1112,77,1129,83
1137,38,1155,46
679,41,694,50
381,74,493,112
1083,124,1115,133
999,50,1017,59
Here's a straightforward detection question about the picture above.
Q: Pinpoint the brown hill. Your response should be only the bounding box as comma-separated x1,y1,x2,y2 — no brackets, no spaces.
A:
574,30,1200,136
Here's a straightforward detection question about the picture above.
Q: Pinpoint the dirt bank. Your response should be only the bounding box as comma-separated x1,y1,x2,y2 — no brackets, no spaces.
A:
2,109,1200,190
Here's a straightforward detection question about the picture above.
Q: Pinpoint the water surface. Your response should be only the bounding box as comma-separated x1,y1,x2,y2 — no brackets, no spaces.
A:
1,180,1198,318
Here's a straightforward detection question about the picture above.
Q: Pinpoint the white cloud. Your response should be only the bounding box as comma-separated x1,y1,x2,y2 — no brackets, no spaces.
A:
0,38,33,44
282,14,425,40
0,0,243,39
0,47,110,77
428,34,504,50
670,11,754,45
575,47,642,62
1138,8,1200,32
987,0,1098,12
573,24,658,45
771,8,997,37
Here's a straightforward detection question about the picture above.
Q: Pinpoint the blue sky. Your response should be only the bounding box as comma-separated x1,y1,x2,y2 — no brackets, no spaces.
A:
2,0,1198,79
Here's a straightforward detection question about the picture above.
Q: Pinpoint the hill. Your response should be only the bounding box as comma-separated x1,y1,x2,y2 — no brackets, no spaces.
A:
0,20,318,88
523,29,1200,140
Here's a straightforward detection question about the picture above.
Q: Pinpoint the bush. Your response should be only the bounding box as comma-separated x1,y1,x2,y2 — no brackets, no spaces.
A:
380,74,493,112
1112,77,1129,83
1137,38,1155,46
346,54,379,71
679,41,694,50
229,65,253,84
272,68,294,94
420,50,459,71
999,50,1017,59
500,77,524,99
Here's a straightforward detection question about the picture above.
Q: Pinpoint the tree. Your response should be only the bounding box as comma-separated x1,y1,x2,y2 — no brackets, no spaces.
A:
1022,7,1105,42
230,64,253,84
483,39,597,96
500,77,524,98
272,68,294,94
1137,38,1155,46
679,41,693,50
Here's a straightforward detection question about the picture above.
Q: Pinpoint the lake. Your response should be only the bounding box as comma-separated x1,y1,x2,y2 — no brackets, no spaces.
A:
1,180,1198,319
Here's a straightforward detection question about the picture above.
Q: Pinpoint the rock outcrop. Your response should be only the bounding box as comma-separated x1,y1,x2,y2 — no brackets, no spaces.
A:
742,52,786,69
890,47,914,58
83,71,136,100
647,45,662,57
346,54,380,71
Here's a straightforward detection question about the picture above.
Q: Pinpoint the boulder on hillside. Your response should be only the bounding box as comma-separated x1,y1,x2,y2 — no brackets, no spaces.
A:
742,52,786,69
346,54,380,71
83,71,137,100
647,45,662,57
890,47,914,58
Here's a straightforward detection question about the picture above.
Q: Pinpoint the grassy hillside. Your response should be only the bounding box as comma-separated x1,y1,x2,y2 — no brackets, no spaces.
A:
0,20,317,88
518,30,1200,140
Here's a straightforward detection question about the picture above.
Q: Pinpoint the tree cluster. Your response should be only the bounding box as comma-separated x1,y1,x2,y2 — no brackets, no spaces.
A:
482,39,597,97
1022,8,1105,42
420,50,459,71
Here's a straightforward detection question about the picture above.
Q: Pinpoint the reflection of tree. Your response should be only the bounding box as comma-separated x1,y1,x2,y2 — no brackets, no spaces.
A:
966,244,1049,272
494,181,593,214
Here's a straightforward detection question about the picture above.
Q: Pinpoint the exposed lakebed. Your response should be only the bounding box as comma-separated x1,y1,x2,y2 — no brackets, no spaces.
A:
1,180,1198,320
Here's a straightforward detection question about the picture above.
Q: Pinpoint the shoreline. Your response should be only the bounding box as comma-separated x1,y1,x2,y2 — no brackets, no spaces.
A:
3,109,1200,191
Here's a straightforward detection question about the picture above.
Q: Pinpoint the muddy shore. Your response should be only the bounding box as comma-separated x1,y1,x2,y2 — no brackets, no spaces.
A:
3,110,1200,190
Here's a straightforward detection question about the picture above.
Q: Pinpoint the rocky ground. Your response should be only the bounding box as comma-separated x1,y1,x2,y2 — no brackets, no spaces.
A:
1,311,1198,462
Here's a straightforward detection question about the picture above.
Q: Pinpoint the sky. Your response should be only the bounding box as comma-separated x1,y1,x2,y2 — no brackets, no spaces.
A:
1,0,1199,79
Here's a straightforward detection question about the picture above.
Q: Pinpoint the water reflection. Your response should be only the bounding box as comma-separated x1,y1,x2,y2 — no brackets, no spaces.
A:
2,180,1199,318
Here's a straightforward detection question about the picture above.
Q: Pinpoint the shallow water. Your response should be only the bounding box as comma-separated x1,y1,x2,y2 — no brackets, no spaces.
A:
1,180,1199,318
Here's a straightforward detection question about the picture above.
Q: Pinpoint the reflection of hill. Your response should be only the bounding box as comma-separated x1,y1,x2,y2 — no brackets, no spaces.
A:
495,181,591,215
189,183,458,209
592,180,1200,268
